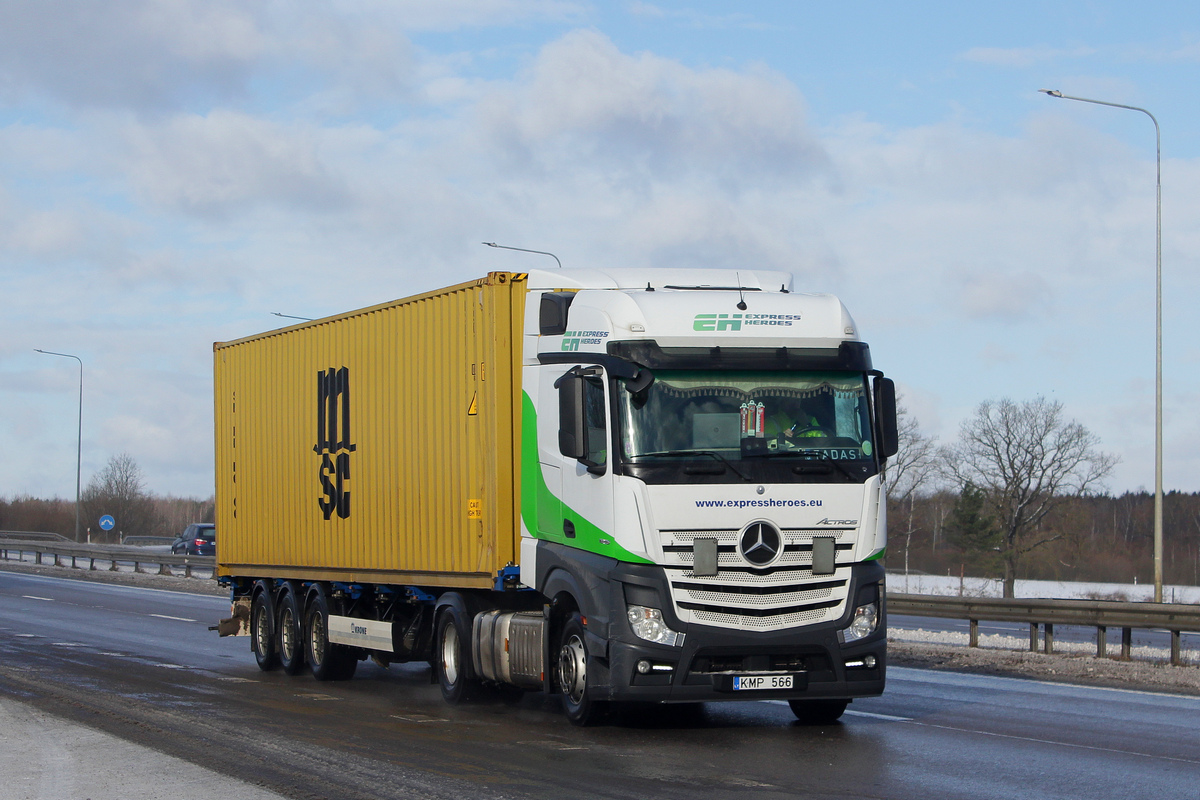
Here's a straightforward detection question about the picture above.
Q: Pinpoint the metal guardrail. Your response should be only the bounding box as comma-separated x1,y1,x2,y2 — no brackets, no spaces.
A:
888,592,1200,666
0,539,215,579
120,536,176,547
0,530,71,542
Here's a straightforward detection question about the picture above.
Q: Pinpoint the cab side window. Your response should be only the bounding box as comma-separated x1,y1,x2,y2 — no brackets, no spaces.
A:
583,376,607,467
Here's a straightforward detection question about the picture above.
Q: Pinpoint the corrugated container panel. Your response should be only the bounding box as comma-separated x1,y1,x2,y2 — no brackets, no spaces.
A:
214,273,525,588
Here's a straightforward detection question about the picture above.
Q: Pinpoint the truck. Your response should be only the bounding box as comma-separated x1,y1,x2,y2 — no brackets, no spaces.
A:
213,268,897,725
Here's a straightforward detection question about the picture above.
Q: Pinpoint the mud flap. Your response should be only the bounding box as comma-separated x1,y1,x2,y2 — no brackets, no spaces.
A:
211,598,251,637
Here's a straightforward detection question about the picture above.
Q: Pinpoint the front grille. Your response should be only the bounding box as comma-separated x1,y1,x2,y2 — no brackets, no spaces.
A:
660,528,855,631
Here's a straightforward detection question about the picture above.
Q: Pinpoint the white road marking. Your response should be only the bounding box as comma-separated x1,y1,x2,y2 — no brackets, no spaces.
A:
844,709,915,722
22,596,54,601
150,614,196,622
762,700,913,722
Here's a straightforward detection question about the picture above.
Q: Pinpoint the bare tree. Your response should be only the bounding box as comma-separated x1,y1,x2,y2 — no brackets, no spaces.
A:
941,397,1117,597
80,453,164,542
889,401,938,503
887,401,938,579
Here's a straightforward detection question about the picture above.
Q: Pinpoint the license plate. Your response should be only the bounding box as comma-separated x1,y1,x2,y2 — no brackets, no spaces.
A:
733,674,793,691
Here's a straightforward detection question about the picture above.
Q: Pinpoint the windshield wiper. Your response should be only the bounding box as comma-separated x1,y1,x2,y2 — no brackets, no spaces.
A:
635,450,751,482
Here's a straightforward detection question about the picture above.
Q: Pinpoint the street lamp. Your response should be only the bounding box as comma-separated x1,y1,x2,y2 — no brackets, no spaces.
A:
34,349,84,543
482,242,563,269
1039,88,1164,603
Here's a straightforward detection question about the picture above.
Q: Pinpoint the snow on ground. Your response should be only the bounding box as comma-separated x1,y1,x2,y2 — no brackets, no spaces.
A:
887,572,1200,604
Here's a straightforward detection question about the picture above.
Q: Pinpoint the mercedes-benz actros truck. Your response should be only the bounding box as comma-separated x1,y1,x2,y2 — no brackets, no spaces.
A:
214,268,896,725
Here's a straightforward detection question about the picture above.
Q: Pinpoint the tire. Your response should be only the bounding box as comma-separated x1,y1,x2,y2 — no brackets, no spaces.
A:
557,612,605,726
305,587,358,682
250,588,279,671
434,604,480,704
788,698,849,724
277,585,306,676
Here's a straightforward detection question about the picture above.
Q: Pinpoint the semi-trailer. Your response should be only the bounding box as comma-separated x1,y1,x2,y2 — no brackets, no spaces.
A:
213,268,897,725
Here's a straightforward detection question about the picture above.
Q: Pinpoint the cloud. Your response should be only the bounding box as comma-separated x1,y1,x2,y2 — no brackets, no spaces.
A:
0,1,264,110
475,29,829,188
957,270,1052,321
115,110,354,217
0,1,427,113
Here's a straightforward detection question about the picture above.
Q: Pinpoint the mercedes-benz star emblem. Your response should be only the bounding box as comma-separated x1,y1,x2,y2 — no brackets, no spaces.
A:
738,522,783,567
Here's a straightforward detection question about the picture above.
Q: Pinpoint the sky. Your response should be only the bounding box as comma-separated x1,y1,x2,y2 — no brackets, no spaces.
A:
2,1,1199,504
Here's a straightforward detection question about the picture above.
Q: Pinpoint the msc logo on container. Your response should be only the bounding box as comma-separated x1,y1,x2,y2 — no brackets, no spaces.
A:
314,366,356,520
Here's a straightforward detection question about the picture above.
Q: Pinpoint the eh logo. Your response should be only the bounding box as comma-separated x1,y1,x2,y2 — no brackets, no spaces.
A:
314,366,356,520
693,314,743,332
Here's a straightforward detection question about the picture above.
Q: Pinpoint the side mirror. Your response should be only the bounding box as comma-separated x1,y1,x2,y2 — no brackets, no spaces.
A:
873,377,899,458
557,371,587,460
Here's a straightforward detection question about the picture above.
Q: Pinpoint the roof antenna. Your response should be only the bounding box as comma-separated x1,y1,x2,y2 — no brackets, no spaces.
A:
736,272,748,311
483,241,562,269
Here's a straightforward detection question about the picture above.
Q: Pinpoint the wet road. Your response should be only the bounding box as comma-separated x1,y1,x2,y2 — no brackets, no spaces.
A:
2,569,1198,800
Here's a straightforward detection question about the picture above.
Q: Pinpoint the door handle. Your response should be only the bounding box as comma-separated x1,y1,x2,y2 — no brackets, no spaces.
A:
563,519,576,539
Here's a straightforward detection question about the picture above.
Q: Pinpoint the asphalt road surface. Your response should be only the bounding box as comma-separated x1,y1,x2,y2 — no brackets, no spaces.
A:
3,569,1198,800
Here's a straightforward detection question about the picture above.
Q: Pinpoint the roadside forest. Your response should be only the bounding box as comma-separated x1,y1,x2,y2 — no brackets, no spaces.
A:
1,453,212,542
887,489,1200,588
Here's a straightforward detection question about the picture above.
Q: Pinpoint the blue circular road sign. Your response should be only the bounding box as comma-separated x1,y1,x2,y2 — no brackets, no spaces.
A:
99,515,115,531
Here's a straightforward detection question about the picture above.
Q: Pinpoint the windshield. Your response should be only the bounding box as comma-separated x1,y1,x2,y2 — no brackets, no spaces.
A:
618,370,876,465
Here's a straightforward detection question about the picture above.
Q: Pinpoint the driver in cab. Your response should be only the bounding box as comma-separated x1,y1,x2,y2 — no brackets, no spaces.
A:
765,399,826,448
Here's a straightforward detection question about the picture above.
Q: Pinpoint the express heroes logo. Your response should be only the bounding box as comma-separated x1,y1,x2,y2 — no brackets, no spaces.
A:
693,313,802,332
314,366,355,520
560,329,609,351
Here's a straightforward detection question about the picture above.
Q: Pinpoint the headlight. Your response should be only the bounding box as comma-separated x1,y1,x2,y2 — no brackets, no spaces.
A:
839,601,879,643
626,605,686,647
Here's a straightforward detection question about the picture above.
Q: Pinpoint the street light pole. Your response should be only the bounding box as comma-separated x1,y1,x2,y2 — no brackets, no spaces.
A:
34,349,84,543
1039,88,1164,602
482,242,563,269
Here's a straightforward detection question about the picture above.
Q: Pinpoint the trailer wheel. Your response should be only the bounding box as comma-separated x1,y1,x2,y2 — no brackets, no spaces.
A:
557,613,605,726
434,605,479,704
250,588,279,671
277,586,306,676
305,588,357,681
788,698,848,724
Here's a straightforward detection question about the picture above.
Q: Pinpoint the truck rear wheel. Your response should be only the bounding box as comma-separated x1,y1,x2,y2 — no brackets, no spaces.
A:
558,613,605,726
788,698,848,724
250,588,278,671
305,588,357,681
277,586,306,676
434,604,480,704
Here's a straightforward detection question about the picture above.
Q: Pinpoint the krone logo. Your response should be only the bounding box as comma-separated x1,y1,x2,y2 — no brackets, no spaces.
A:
738,521,783,567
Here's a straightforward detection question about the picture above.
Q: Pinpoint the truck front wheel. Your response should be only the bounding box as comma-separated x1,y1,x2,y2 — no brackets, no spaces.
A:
788,698,848,724
557,613,605,726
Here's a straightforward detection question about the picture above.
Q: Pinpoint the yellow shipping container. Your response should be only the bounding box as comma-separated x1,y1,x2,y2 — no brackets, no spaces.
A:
214,272,527,589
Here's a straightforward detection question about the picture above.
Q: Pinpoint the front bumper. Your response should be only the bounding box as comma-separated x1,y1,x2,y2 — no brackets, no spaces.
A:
587,560,886,704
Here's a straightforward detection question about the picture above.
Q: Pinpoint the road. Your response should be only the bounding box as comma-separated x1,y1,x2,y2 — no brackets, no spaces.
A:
2,569,1198,800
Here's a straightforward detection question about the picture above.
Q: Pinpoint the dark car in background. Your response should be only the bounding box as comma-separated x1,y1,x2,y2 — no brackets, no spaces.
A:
171,523,215,556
